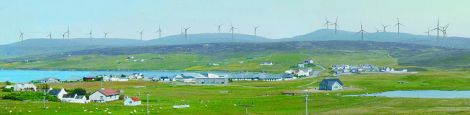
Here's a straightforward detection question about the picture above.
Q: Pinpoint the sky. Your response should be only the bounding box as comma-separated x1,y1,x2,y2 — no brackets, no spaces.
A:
0,0,469,44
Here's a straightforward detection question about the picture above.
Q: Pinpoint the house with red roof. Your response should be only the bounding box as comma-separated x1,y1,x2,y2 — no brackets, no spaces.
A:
123,96,141,106
89,88,120,103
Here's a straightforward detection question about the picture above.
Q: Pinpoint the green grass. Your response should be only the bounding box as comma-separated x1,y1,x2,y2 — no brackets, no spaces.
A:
0,49,398,73
2,71,470,114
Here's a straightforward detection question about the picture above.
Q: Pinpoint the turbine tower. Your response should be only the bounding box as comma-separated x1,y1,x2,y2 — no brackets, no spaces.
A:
184,27,191,39
254,26,259,36
156,26,162,39
425,27,431,38
66,26,70,39
47,32,52,39
62,33,66,39
357,23,366,41
381,24,390,32
441,24,449,38
229,24,237,39
88,29,93,38
394,18,404,37
324,17,331,29
217,24,223,33
332,17,338,34
18,30,24,42
431,18,441,39
139,29,144,40
104,32,109,39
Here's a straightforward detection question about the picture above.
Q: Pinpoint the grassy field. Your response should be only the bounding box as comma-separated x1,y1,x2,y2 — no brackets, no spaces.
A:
0,49,397,73
2,70,470,115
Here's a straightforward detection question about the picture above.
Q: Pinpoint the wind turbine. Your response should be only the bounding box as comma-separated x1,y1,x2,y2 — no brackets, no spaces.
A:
156,26,162,39
104,32,109,39
431,18,441,39
229,24,237,39
357,23,367,41
332,17,339,34
441,24,449,38
394,18,404,37
18,30,24,42
217,24,223,33
424,27,431,38
184,27,191,39
47,32,52,39
66,26,70,39
62,33,66,39
381,24,390,32
324,17,331,29
254,26,259,36
139,29,144,40
88,29,93,38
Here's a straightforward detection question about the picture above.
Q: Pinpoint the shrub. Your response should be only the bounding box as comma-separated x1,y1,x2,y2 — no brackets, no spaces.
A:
3,92,59,102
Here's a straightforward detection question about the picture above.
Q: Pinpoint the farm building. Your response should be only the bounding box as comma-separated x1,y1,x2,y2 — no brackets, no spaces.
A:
13,83,37,92
89,89,120,103
319,78,343,91
123,97,141,106
36,77,60,84
61,94,88,103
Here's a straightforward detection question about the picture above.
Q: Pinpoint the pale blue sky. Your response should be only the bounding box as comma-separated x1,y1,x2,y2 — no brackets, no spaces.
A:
0,0,469,44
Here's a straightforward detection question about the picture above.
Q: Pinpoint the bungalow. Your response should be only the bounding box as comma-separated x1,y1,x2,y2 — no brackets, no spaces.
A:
175,73,203,83
83,77,96,81
293,68,313,77
13,83,37,92
36,77,60,84
127,73,144,79
194,73,228,85
61,94,88,103
259,61,273,66
89,89,120,103
319,78,343,91
103,76,129,82
123,97,141,106
48,88,67,100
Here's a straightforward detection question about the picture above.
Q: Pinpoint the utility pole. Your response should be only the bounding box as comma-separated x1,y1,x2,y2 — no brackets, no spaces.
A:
147,93,150,115
305,94,308,115
43,89,47,109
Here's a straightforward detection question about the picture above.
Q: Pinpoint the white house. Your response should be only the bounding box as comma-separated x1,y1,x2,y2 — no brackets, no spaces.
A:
293,68,313,77
127,73,144,79
89,89,120,103
13,83,37,92
48,88,67,100
103,76,129,82
260,61,273,66
36,77,61,84
123,97,141,106
61,94,88,103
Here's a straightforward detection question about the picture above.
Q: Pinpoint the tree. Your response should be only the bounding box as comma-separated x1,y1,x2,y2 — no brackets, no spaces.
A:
69,88,87,95
5,81,12,85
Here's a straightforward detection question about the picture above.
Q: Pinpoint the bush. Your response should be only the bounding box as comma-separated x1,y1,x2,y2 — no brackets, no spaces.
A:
69,88,87,95
3,92,59,102
2,87,13,92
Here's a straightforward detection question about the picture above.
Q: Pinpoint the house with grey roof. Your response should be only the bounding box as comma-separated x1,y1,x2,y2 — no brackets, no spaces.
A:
48,88,67,100
36,77,60,84
319,78,343,91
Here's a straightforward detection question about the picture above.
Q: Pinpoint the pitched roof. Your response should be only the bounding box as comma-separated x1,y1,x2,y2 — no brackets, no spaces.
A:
48,90,61,96
319,78,343,87
130,97,140,102
98,89,119,96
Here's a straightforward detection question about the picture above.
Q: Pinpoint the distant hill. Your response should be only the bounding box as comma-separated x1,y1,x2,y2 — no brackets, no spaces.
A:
288,29,470,49
145,33,272,45
0,38,144,56
0,33,271,56
2,30,470,56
